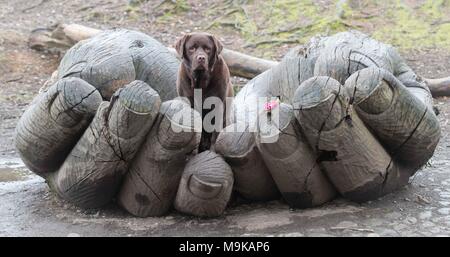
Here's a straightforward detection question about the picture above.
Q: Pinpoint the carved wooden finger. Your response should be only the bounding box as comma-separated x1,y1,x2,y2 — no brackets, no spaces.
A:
48,81,161,208
294,76,412,202
215,126,280,201
57,29,179,101
15,77,102,177
256,103,336,208
345,67,441,171
310,31,435,102
215,46,315,201
231,49,313,127
118,100,201,217
174,151,234,217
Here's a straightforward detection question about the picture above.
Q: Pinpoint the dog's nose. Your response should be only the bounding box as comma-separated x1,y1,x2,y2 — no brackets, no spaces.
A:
197,55,206,63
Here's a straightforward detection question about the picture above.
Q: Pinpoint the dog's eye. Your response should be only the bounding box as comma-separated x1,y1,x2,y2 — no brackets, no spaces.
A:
188,46,196,52
204,47,211,53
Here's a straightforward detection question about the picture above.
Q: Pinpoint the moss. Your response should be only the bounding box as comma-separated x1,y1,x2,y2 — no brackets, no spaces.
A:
125,4,141,20
156,0,190,24
420,0,446,19
372,0,450,49
173,0,191,13
216,1,352,45
206,0,450,56
157,11,174,23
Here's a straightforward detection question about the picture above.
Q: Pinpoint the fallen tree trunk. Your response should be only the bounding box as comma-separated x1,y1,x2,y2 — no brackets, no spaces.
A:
29,23,450,96
29,23,278,80
425,77,450,97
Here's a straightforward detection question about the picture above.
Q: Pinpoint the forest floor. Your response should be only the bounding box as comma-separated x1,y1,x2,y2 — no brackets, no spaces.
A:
1,0,450,236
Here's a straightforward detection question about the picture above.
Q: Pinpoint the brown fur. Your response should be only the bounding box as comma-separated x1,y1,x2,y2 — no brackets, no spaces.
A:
175,32,234,152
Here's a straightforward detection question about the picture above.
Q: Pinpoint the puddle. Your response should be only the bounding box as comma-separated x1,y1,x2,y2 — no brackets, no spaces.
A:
0,157,32,182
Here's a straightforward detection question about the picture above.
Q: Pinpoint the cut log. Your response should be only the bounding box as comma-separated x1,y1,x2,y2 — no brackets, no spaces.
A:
425,77,450,97
256,103,336,208
345,67,441,171
293,76,413,201
118,99,201,217
15,77,102,177
48,81,161,208
174,150,234,217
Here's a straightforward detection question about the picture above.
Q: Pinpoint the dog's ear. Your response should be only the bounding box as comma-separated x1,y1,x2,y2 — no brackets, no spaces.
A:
175,34,191,60
208,35,223,71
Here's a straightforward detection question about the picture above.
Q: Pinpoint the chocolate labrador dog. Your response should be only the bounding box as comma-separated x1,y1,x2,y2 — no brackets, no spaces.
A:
175,32,234,152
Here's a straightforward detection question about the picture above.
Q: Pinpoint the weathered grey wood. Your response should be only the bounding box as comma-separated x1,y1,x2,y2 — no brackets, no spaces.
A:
215,126,280,201
221,49,278,79
57,29,179,101
256,103,336,208
293,76,413,201
174,151,234,217
231,50,314,126
29,24,102,51
15,77,102,177
308,31,436,102
18,28,444,213
118,100,201,217
425,76,450,97
48,81,161,208
212,49,315,202
345,67,441,171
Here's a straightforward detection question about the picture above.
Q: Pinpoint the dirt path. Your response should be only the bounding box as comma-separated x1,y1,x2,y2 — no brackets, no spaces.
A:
1,0,450,236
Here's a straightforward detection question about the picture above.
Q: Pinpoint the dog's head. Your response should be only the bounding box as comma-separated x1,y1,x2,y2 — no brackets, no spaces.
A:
175,32,223,73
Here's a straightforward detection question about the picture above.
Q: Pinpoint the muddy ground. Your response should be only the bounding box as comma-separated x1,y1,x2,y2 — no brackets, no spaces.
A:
1,0,450,236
